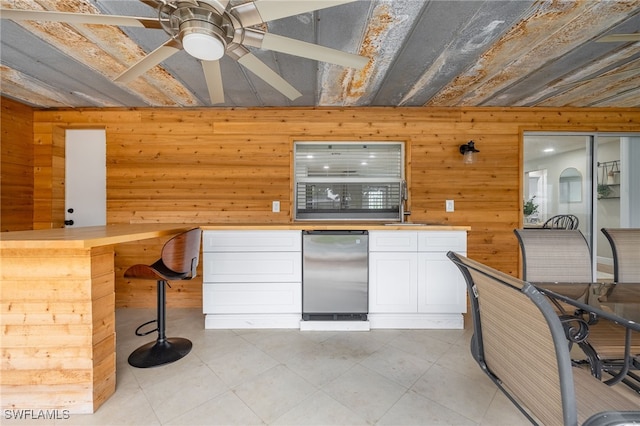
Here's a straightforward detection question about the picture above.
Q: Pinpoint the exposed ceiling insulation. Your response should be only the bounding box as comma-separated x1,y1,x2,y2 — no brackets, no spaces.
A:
1,0,639,108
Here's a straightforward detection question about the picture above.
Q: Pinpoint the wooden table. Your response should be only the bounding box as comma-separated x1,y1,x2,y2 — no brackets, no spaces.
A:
0,224,193,413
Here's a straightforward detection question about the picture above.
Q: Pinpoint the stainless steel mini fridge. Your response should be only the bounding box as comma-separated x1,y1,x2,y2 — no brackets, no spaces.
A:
302,230,368,321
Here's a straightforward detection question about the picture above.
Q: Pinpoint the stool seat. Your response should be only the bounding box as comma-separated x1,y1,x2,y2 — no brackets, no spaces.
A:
124,228,202,368
125,262,190,281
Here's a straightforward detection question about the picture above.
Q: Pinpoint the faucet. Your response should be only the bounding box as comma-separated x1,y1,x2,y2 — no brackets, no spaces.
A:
400,180,410,223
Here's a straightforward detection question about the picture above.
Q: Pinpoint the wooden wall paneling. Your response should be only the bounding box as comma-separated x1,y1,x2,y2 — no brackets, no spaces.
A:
17,106,639,309
32,125,65,229
1,97,34,231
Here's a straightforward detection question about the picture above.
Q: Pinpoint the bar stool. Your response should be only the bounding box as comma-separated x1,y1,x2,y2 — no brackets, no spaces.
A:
124,228,202,368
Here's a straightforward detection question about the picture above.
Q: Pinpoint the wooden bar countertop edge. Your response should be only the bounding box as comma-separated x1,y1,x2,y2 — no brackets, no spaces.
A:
0,223,196,249
0,223,470,250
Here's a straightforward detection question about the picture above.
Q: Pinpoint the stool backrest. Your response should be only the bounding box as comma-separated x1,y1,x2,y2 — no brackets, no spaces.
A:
514,229,592,282
601,228,640,283
161,228,202,278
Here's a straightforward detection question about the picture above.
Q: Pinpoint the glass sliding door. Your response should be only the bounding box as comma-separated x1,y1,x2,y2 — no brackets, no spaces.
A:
595,135,640,280
523,133,593,241
523,132,639,280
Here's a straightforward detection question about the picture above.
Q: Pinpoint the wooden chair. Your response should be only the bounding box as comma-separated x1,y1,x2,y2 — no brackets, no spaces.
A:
447,252,640,426
601,228,640,283
124,228,202,368
514,228,640,387
543,214,580,230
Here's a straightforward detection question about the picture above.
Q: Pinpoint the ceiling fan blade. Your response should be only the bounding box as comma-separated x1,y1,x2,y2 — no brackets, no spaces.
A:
257,32,368,69
255,0,358,22
137,0,162,8
237,53,302,100
231,0,357,27
202,60,225,104
0,8,163,29
115,40,181,83
597,34,640,42
211,0,231,11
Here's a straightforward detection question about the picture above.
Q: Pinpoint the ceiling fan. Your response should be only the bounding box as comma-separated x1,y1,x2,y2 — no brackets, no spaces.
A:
0,0,369,104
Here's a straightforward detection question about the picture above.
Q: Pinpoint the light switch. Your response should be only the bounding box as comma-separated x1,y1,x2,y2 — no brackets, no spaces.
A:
446,199,455,212
272,201,280,213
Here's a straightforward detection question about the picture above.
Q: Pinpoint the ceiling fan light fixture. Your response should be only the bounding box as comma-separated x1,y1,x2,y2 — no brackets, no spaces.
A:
183,31,225,60
180,18,227,61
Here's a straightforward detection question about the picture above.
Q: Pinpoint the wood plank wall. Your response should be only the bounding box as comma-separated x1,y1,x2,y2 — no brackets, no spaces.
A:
1,97,34,231
3,101,640,308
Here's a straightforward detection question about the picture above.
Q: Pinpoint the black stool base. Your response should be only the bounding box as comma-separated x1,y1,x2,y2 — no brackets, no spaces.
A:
128,337,192,368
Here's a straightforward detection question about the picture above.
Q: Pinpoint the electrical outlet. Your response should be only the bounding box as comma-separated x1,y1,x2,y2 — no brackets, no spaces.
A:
445,199,455,212
272,201,280,213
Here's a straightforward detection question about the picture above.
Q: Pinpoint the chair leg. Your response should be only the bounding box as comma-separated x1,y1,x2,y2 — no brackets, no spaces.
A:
128,279,192,368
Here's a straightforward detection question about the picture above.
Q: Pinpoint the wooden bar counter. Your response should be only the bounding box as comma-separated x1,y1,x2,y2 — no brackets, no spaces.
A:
0,224,193,413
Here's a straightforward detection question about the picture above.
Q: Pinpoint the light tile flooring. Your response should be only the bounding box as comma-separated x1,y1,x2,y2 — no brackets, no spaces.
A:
9,309,535,425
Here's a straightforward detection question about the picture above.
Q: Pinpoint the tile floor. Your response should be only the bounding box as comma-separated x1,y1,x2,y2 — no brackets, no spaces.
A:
0,309,554,425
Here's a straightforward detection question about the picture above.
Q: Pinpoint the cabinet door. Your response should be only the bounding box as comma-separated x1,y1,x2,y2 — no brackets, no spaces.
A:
369,252,418,313
417,252,467,313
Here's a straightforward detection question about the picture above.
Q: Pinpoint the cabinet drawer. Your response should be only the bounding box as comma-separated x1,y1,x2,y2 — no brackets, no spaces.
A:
417,231,466,252
203,230,301,252
203,282,301,314
204,252,302,282
369,231,418,251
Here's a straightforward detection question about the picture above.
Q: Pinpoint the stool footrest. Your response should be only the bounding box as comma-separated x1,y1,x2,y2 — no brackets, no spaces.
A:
127,337,192,368
134,319,158,336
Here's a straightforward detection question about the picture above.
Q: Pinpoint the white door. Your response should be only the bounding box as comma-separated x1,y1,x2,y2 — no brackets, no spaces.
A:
65,129,106,227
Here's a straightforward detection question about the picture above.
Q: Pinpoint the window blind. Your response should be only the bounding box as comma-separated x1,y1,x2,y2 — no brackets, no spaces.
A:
294,142,403,179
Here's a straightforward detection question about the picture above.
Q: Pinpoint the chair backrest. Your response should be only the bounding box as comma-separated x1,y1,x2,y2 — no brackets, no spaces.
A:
161,228,202,277
514,229,592,282
447,251,484,365
601,228,640,283
447,252,577,425
543,214,579,230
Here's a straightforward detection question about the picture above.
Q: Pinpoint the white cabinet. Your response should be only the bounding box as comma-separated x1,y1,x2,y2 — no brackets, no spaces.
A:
203,230,302,329
369,231,417,313
417,231,467,313
202,228,467,330
368,230,467,329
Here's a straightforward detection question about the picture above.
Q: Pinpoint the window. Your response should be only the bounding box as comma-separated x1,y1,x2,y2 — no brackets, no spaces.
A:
293,142,404,221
